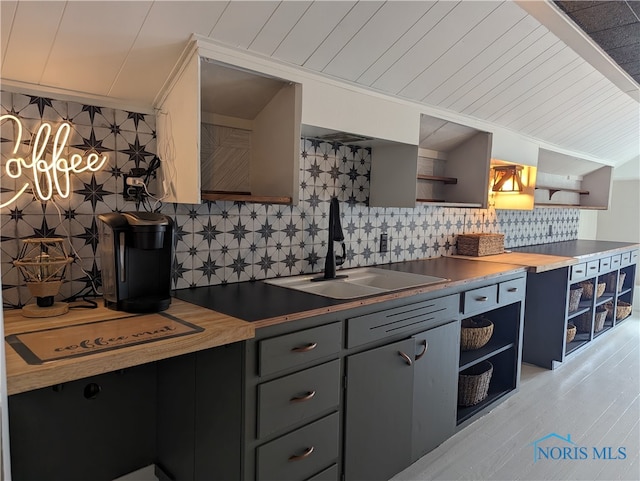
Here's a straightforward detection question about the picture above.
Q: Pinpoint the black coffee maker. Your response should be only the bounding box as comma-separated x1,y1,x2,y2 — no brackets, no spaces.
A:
98,212,174,313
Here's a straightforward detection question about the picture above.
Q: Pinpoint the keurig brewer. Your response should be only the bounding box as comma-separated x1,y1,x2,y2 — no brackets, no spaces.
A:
98,212,174,313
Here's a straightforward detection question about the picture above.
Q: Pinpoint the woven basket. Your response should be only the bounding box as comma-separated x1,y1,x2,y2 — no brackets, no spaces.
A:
574,311,592,333
566,323,577,344
457,233,504,257
579,281,605,300
604,272,627,293
605,301,632,321
458,361,493,407
460,317,494,351
568,286,583,312
594,308,607,332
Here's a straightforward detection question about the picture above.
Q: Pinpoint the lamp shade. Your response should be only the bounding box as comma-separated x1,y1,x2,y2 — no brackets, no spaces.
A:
492,165,523,193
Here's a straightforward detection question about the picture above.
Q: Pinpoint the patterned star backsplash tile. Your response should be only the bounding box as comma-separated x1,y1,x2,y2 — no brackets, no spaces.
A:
0,91,580,308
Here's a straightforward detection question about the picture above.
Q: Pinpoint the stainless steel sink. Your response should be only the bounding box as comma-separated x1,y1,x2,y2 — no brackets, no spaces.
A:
263,267,449,299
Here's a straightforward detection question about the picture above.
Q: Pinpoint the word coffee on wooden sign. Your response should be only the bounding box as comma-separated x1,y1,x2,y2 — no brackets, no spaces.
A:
0,114,108,208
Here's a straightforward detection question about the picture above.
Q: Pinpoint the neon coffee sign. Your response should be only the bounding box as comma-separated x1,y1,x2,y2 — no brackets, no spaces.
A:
0,114,108,208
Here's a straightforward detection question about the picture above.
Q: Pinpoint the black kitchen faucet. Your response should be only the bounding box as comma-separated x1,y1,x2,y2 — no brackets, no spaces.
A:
313,196,346,281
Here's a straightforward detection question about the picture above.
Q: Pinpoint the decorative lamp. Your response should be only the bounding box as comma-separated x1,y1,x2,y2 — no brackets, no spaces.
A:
492,165,524,193
13,238,73,317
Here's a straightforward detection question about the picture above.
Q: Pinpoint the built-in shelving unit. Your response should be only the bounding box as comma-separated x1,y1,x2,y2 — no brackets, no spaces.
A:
533,149,612,209
156,38,302,205
523,246,637,369
370,114,492,208
456,278,524,428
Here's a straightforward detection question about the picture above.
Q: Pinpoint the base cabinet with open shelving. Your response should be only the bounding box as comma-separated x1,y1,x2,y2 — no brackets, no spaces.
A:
523,247,637,369
456,278,525,428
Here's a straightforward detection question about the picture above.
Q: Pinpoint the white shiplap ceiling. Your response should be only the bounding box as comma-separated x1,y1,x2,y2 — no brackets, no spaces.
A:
1,0,639,170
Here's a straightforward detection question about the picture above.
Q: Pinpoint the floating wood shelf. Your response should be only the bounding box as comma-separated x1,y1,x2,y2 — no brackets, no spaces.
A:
535,203,606,210
417,174,458,184
201,191,292,204
535,185,589,200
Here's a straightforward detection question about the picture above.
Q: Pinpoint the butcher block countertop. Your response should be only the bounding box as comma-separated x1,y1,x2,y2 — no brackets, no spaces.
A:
448,252,578,273
3,298,254,395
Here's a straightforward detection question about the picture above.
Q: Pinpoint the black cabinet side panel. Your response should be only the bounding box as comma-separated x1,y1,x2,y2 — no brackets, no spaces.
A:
156,353,197,480
194,342,244,481
522,268,568,368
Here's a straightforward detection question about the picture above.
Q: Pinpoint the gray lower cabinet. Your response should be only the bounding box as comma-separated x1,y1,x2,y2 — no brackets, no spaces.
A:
344,321,459,481
411,322,459,460
344,337,414,481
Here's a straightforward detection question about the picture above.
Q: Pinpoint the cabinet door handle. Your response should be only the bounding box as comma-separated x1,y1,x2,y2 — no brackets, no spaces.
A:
415,340,428,361
507,287,518,292
476,296,488,301
291,342,317,353
289,446,314,461
398,350,413,366
290,391,316,403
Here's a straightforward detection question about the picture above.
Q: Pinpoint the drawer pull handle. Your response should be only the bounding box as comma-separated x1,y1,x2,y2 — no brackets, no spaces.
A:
507,287,518,292
476,296,488,302
398,350,413,366
291,342,317,353
575,270,583,273
415,340,428,361
289,446,314,461
290,391,316,403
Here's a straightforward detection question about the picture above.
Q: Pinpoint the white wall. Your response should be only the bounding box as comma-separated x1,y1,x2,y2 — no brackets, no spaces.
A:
578,210,598,240
597,179,640,243
596,157,640,309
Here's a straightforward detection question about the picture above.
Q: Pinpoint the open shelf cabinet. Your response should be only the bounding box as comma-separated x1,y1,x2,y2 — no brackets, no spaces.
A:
523,247,637,369
457,300,522,428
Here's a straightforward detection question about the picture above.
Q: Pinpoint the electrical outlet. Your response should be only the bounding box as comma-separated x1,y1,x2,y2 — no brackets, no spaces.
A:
123,168,147,201
548,224,554,237
379,233,388,253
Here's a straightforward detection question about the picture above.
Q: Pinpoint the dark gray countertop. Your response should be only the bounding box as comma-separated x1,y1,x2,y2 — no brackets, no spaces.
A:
511,240,638,260
173,256,526,327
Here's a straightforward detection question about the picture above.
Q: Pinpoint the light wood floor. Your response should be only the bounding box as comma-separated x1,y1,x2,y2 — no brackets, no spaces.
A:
392,313,640,481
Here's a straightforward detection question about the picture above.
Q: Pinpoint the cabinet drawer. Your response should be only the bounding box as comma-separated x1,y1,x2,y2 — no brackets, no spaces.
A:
462,284,498,315
621,251,632,266
256,412,339,481
570,263,587,280
498,277,526,305
257,360,341,439
307,464,338,481
632,250,639,264
610,254,621,269
586,260,599,277
259,323,342,377
599,257,611,273
346,295,458,348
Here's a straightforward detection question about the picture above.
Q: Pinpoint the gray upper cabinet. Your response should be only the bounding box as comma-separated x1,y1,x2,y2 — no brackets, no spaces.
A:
370,114,492,208
534,149,612,210
156,38,302,205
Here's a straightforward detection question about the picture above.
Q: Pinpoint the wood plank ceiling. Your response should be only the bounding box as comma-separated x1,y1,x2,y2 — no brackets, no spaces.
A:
1,1,638,168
